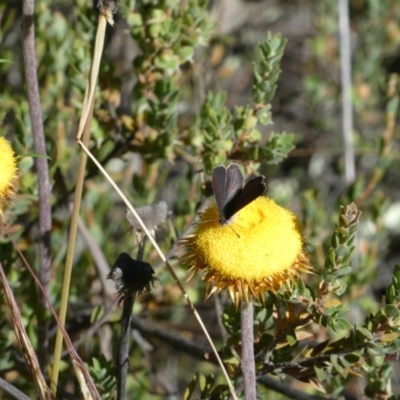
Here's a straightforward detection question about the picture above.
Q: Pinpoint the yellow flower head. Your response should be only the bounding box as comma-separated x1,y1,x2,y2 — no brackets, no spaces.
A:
181,196,311,306
0,137,19,216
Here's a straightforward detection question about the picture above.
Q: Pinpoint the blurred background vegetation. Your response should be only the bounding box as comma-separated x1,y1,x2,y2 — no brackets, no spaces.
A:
1,0,400,399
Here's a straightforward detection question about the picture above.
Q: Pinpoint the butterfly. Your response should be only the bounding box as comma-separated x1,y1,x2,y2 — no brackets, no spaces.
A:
212,163,266,226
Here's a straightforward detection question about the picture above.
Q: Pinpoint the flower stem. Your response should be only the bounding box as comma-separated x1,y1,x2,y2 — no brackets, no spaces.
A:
116,239,146,399
116,290,136,400
241,301,257,400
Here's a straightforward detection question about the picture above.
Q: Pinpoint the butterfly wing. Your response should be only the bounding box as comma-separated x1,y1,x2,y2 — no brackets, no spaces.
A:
212,164,243,222
224,164,244,206
223,176,266,221
212,165,228,217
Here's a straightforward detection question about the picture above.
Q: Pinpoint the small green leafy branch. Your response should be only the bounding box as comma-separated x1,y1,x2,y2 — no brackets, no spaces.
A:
197,33,295,172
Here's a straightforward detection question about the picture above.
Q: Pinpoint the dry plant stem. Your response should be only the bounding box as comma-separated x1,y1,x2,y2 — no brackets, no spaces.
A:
77,141,238,400
338,0,356,184
22,0,52,367
0,377,31,400
116,239,145,400
76,17,107,141
50,99,95,394
240,301,256,400
51,10,108,393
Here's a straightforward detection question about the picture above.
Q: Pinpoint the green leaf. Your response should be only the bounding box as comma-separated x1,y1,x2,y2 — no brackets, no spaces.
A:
335,245,350,258
92,357,100,370
330,355,347,378
127,12,143,26
384,304,400,319
335,266,353,277
356,327,374,340
198,374,206,391
367,343,384,357
386,284,396,303
204,374,215,393
184,373,199,400
178,46,194,61
333,318,353,331
380,363,393,380
90,306,104,324
369,355,385,367
21,152,52,160
286,331,297,346
314,365,326,381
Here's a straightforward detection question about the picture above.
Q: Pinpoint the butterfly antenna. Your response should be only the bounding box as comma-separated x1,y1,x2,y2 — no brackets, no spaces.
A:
225,221,240,238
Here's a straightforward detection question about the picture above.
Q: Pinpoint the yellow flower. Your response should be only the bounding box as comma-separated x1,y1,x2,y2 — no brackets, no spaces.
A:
0,137,18,216
181,197,311,305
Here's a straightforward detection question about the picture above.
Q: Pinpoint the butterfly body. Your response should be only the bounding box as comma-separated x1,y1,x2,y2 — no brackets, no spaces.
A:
212,164,266,226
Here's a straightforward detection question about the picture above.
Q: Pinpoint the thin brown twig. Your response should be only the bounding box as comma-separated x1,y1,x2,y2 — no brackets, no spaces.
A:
263,342,367,374
257,376,332,400
0,377,31,400
21,0,52,368
228,129,249,159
